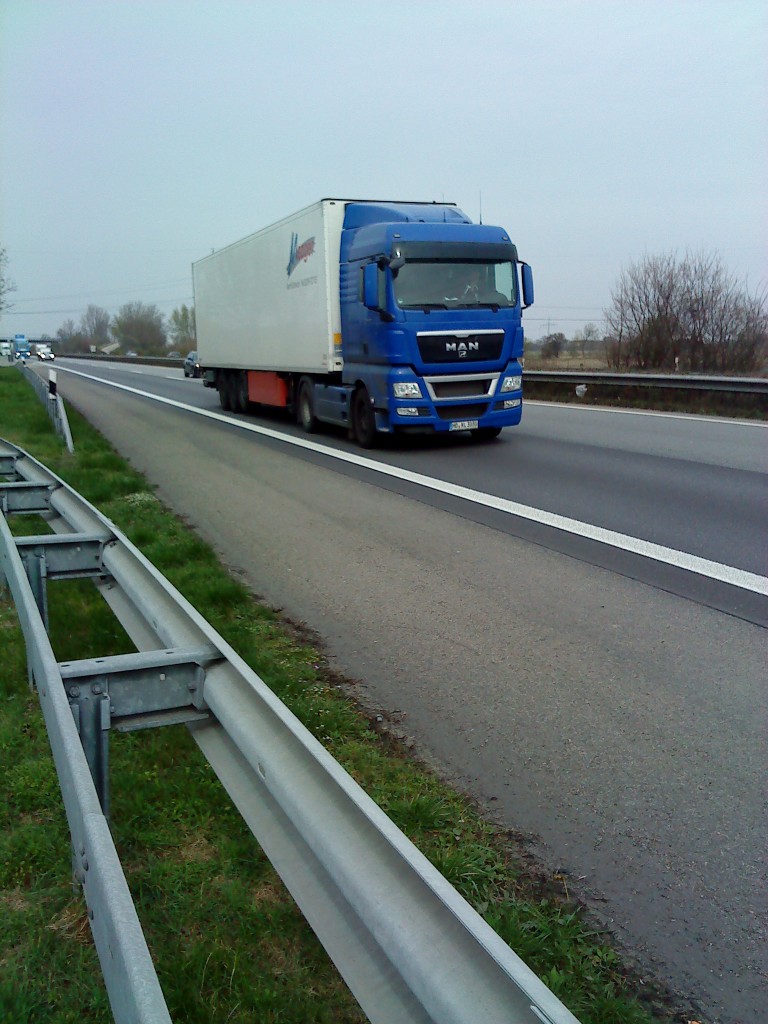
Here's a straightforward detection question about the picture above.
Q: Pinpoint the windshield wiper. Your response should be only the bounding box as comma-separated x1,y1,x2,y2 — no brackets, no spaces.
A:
402,303,448,312
456,300,504,311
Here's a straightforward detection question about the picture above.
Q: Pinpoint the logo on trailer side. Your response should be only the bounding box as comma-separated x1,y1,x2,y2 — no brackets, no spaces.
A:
286,233,316,276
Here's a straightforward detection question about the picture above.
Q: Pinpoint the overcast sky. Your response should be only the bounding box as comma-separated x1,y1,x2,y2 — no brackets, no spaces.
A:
1,0,766,342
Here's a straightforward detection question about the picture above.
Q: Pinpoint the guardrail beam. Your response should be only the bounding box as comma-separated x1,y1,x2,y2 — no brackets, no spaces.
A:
0,453,20,476
15,533,111,580
524,369,768,395
0,480,56,513
14,533,112,640
60,646,218,721
61,647,217,815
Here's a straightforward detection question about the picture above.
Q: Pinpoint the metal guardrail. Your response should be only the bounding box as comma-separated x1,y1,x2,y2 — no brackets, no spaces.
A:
0,437,581,1024
524,369,768,395
19,362,75,451
56,351,185,369
52,353,768,397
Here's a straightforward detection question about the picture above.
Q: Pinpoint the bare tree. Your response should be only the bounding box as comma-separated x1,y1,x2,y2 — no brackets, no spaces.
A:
569,322,601,361
604,252,767,373
57,318,89,352
112,302,166,355
168,304,196,352
0,247,16,315
80,304,111,349
540,332,567,359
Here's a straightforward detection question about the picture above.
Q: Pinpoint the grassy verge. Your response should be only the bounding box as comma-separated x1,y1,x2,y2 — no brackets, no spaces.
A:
0,366,676,1023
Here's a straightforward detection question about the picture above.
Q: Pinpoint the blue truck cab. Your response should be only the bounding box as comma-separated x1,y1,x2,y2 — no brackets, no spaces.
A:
338,201,533,443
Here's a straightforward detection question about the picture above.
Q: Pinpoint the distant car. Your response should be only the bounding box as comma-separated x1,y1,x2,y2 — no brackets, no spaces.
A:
37,348,55,361
168,350,181,359
183,351,202,378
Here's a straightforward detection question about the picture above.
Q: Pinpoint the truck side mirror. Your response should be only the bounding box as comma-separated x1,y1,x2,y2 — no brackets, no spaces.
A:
363,263,380,310
521,263,534,309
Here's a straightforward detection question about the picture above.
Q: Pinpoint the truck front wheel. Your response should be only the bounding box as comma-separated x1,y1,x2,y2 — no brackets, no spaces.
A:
352,387,378,449
297,378,317,433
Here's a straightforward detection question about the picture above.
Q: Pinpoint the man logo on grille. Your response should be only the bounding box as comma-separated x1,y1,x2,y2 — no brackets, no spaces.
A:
445,341,479,358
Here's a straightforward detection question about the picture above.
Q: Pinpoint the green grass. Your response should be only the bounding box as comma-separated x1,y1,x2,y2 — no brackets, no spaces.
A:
0,366,672,1023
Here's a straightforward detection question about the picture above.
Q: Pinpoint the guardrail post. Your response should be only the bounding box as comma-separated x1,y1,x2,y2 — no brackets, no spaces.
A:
70,684,111,818
19,548,49,630
18,548,49,689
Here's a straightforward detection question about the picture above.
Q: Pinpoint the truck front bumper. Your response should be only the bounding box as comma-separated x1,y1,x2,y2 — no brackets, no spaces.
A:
385,365,523,432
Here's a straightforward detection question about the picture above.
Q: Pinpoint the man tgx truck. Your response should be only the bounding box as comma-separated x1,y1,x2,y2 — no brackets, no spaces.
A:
193,198,534,447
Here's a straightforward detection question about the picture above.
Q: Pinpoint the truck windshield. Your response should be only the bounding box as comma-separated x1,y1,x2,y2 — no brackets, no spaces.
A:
393,260,517,310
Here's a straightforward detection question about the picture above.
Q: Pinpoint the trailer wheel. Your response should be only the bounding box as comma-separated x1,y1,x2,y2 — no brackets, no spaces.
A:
470,427,502,441
297,378,317,433
218,373,232,411
225,372,242,412
352,387,378,448
234,371,249,413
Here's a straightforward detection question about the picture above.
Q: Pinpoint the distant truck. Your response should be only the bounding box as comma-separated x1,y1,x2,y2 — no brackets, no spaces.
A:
13,334,31,360
0,341,12,359
193,198,533,446
35,342,54,360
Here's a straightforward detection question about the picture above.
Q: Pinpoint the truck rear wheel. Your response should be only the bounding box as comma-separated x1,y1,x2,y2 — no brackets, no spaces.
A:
218,373,232,410
297,378,317,433
233,371,249,413
352,387,378,448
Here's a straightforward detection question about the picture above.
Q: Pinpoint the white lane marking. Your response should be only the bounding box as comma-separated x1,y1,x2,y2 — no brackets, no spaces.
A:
57,365,768,596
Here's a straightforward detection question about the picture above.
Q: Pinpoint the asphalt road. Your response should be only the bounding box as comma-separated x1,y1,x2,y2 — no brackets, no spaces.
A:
40,361,768,1023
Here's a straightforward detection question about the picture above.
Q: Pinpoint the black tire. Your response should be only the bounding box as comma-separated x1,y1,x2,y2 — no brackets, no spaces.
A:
233,371,249,413
470,426,502,441
352,387,378,448
218,372,232,410
297,378,318,433
225,372,239,412
184,367,190,377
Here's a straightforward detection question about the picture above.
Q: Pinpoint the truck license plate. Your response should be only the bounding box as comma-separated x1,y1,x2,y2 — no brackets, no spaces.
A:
450,419,479,431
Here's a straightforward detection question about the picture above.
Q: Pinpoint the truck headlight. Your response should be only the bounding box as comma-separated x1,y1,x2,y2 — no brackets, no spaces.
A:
397,407,420,417
501,375,522,392
393,382,422,398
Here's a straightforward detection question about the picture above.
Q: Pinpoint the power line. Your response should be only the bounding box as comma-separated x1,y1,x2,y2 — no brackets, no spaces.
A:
6,298,194,316
526,316,605,323
14,280,191,303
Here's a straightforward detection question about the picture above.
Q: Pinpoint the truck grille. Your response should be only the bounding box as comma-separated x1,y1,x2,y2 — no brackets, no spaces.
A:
417,332,504,364
429,378,492,399
435,403,489,421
